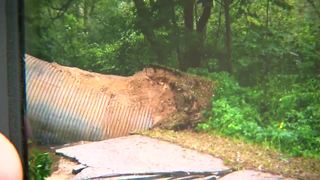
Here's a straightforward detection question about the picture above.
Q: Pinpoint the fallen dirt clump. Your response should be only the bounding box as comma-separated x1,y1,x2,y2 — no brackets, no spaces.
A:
139,66,214,129
93,65,213,129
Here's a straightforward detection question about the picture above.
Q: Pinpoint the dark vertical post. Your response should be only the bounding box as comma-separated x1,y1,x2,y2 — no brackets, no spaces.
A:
0,0,10,135
0,0,28,178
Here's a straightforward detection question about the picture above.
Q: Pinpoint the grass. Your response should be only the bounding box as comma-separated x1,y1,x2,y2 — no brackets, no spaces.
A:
140,129,320,179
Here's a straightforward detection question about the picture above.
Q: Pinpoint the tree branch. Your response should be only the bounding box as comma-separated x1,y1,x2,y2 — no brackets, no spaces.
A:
183,0,195,30
133,0,167,63
196,0,213,32
215,1,222,39
133,0,155,41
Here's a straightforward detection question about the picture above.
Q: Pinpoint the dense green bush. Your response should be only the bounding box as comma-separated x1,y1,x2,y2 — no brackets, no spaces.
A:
28,151,52,180
190,69,320,158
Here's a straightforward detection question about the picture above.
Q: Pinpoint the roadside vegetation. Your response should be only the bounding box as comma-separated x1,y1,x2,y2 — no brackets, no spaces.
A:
192,69,320,158
142,129,320,179
28,147,53,180
26,0,319,170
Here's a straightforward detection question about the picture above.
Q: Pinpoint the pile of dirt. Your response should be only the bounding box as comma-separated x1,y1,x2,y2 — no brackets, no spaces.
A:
137,66,214,129
48,60,214,130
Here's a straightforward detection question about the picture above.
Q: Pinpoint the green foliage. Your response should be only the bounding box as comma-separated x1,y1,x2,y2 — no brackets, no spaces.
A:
26,0,320,159
191,69,320,158
28,151,53,180
26,0,152,75
258,75,320,157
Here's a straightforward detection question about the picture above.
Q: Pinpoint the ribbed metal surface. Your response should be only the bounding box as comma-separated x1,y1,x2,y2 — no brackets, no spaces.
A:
104,101,153,139
26,55,153,144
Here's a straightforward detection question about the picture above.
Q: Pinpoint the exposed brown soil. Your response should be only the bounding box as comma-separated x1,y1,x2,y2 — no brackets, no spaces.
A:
45,58,213,129
47,157,77,180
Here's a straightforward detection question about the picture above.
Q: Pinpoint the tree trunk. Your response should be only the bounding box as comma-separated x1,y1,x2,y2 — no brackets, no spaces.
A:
215,3,222,42
183,0,194,30
133,0,167,64
171,2,182,67
180,32,203,71
83,0,89,28
179,0,213,70
196,0,213,32
222,0,233,73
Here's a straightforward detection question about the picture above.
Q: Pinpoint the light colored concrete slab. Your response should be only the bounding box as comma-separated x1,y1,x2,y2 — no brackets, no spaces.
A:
56,135,229,179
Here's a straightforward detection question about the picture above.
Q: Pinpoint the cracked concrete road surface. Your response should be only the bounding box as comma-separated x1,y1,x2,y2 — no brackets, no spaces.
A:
49,135,290,180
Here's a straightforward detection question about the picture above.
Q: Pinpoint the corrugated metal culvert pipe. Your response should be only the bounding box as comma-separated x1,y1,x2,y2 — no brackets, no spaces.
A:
26,55,153,145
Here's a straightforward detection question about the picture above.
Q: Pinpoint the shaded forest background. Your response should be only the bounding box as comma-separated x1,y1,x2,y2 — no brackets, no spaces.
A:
26,0,319,158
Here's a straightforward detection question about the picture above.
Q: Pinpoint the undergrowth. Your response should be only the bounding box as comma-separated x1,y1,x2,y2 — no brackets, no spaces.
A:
28,149,53,180
189,68,320,158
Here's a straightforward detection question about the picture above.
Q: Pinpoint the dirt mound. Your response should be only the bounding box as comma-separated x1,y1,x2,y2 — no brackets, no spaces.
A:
139,66,214,129
59,63,214,129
